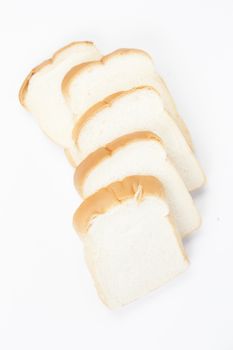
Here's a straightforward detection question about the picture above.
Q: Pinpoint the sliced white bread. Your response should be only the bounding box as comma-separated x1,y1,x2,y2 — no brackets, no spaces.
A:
74,175,189,308
69,87,205,191
62,48,193,148
19,41,102,147
74,132,200,237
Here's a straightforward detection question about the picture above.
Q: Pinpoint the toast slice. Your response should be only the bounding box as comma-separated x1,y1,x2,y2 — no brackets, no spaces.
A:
69,87,204,190
19,41,102,147
62,48,193,148
74,132,200,237
74,175,189,308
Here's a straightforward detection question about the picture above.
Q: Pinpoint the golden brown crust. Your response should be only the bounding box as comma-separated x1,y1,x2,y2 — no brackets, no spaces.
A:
18,41,94,107
74,131,161,196
73,175,164,234
62,48,151,97
53,41,93,60
19,59,50,107
72,86,158,142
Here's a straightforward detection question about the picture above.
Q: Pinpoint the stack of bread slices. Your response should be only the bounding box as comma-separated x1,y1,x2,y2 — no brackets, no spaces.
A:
19,41,205,309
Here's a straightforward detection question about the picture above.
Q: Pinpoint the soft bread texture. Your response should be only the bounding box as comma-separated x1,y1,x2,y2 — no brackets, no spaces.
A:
74,132,200,237
62,48,193,148
69,87,205,190
73,176,188,308
19,41,102,147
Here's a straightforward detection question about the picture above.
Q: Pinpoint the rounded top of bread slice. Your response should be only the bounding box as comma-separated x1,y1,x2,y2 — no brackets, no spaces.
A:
72,86,160,142
19,41,95,106
74,175,164,235
74,131,161,195
62,48,152,96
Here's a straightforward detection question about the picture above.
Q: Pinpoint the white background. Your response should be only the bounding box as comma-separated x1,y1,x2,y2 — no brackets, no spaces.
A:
0,0,232,349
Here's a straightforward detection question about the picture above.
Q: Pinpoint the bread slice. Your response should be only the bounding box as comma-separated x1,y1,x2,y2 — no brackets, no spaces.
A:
74,175,189,308
19,41,102,147
74,132,200,237
69,87,205,191
62,48,193,148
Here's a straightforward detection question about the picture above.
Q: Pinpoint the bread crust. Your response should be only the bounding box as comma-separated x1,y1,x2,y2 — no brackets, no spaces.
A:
73,175,164,235
62,48,152,97
74,131,161,196
19,41,94,107
72,86,159,142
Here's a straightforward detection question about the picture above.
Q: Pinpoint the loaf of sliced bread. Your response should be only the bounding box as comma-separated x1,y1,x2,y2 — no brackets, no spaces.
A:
69,87,204,190
74,132,200,237
62,48,193,148
74,175,189,308
19,42,102,147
